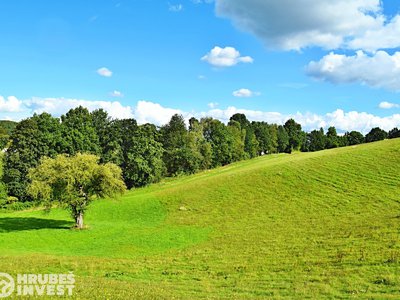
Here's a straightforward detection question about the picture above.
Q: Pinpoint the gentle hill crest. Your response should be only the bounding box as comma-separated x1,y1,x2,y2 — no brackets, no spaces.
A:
0,139,399,298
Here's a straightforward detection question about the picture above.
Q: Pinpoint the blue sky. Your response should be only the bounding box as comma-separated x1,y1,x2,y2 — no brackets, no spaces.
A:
1,0,400,133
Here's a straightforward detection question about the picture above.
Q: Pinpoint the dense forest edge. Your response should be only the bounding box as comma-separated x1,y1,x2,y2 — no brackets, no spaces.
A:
0,106,399,210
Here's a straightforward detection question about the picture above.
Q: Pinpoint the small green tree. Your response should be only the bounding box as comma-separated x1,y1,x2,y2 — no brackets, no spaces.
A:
365,127,388,143
326,126,339,149
277,125,289,153
344,131,364,145
284,119,305,152
388,127,400,139
28,153,126,229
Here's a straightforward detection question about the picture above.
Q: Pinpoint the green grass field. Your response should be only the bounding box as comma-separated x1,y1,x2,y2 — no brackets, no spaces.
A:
0,139,399,299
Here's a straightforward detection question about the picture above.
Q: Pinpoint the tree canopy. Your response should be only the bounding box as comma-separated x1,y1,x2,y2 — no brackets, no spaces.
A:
1,105,397,207
365,127,388,143
28,153,126,229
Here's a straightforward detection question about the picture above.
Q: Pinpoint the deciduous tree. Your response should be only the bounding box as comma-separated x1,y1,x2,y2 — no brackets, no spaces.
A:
28,154,126,229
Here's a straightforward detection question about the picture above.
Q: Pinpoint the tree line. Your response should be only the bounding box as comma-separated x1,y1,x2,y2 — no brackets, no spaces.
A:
1,106,399,205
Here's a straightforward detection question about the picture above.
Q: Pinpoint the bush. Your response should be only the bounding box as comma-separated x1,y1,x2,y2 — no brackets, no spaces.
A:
6,196,18,204
6,201,36,211
0,197,37,211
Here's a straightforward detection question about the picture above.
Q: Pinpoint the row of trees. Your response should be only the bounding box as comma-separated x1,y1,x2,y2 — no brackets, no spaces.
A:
2,106,399,202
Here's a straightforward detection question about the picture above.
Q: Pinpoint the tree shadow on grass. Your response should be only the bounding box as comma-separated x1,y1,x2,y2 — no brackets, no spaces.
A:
0,217,72,233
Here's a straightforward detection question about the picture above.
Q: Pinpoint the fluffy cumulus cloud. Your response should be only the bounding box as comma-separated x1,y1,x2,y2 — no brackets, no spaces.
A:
306,51,400,91
25,97,134,119
379,101,400,109
0,96,23,112
215,0,400,52
133,100,185,125
201,46,253,67
232,88,260,98
348,15,400,52
128,101,396,133
213,1,400,91
97,67,113,77
204,107,400,133
1,96,399,133
322,109,400,133
203,106,284,125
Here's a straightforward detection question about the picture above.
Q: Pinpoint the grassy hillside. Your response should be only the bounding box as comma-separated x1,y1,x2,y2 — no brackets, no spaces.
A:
0,139,399,299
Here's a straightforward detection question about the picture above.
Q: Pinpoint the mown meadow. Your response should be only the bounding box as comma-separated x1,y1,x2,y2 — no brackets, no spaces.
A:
0,139,399,299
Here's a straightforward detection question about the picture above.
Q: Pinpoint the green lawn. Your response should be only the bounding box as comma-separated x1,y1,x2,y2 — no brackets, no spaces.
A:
0,139,399,299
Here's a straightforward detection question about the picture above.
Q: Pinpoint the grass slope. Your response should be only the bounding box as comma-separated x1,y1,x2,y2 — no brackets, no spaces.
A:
0,139,399,299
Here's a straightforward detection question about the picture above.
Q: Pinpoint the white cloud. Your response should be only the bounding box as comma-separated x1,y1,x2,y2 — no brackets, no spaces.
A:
201,46,253,67
203,107,400,133
306,51,400,91
215,0,400,52
379,101,400,109
133,100,185,125
232,88,260,98
0,96,23,112
203,106,284,125
26,97,134,119
110,90,124,97
348,15,400,52
169,3,183,12
322,109,400,133
208,102,219,108
198,75,207,80
97,67,113,77
2,96,399,133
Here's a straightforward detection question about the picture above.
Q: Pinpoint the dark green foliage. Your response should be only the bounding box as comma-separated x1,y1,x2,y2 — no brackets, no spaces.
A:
244,127,259,158
267,124,279,154
161,114,212,176
0,120,17,135
303,128,326,152
202,118,233,167
284,119,305,152
60,106,100,155
277,125,289,153
230,114,258,158
108,119,138,187
0,155,7,204
229,113,250,129
161,114,198,175
32,113,63,157
252,121,274,155
91,109,113,163
365,127,388,143
227,120,246,162
326,126,340,149
0,127,9,150
3,105,395,205
0,120,15,154
344,131,365,145
4,113,62,200
188,118,213,170
122,124,164,188
388,127,400,139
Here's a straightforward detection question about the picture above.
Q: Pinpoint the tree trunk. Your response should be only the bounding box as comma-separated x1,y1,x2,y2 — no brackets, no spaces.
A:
75,212,84,229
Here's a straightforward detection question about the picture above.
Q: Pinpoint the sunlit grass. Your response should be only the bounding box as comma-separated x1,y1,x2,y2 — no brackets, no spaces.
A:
0,139,399,299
